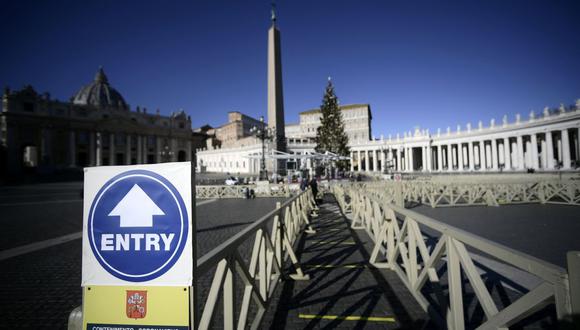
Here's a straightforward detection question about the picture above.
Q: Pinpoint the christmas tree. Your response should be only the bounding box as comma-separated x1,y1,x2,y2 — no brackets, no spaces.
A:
315,78,350,171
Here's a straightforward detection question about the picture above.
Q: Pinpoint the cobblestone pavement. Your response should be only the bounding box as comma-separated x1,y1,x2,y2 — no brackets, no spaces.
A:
262,195,428,329
2,182,575,329
412,203,580,268
0,181,287,329
0,182,83,250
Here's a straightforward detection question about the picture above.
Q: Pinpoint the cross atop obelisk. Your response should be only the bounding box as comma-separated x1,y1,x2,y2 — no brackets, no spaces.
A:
267,3,286,173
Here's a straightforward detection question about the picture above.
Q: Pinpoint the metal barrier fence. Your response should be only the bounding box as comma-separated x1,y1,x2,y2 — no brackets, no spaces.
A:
356,180,580,207
196,181,335,200
333,184,577,329
195,189,316,329
196,184,293,199
68,189,316,330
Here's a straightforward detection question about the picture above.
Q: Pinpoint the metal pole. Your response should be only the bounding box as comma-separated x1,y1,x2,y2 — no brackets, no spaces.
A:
190,151,199,329
260,131,267,180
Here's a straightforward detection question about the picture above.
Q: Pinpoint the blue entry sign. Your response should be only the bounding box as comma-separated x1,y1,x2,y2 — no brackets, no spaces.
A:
82,162,192,286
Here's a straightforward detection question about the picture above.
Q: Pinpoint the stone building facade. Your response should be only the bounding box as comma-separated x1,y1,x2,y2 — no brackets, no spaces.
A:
195,103,372,174
196,100,580,175
293,104,372,143
350,102,580,174
0,68,198,180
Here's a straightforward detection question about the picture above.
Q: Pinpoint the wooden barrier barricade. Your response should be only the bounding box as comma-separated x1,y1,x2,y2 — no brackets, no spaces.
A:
333,183,576,329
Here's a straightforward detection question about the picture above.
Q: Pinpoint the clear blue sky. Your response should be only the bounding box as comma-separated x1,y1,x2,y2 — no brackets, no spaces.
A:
1,0,579,137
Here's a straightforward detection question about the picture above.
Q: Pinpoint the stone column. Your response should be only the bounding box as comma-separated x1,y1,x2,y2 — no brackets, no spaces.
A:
498,142,505,166
524,140,531,167
546,131,554,169
541,138,547,169
109,133,115,165
350,151,354,171
531,134,539,170
457,143,464,171
503,137,511,170
357,150,362,171
447,144,453,171
426,146,432,171
437,145,442,171
126,135,131,165
372,149,378,172
511,140,517,169
69,131,76,167
562,129,571,169
452,145,459,171
95,132,102,166
485,144,492,170
421,146,427,172
468,142,474,171
397,148,402,171
381,149,386,173
491,139,498,170
516,135,524,169
156,136,162,163
479,141,486,170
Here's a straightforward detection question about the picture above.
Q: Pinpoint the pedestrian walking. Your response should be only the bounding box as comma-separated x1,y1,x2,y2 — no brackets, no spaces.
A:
309,176,319,205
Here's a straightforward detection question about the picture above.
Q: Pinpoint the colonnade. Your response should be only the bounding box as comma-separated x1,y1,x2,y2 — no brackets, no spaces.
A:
350,127,580,173
67,130,190,167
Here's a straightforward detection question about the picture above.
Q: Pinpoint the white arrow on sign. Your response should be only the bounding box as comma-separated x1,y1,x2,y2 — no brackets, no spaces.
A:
108,184,165,227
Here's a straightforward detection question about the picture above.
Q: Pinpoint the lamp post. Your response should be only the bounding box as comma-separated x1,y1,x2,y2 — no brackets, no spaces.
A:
250,116,275,181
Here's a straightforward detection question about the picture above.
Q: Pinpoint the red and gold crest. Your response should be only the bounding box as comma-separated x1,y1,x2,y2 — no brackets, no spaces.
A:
126,290,147,319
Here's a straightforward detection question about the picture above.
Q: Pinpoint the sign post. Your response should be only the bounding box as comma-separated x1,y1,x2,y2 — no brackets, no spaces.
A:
81,162,194,330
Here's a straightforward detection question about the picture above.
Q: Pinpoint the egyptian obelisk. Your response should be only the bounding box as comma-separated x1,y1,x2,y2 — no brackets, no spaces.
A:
267,5,286,174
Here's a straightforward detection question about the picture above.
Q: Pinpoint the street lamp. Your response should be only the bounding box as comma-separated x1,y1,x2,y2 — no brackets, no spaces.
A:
250,116,275,181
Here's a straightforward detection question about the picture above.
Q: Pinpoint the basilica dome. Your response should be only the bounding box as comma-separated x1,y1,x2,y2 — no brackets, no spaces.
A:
72,67,128,110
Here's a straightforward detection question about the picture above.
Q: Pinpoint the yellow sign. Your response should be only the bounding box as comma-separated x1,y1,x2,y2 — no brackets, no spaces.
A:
83,285,190,330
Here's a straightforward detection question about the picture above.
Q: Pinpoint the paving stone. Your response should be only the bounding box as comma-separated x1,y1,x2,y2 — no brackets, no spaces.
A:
262,195,429,329
0,181,287,329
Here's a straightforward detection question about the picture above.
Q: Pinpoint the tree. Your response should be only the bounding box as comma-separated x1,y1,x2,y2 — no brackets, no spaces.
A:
315,78,350,171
